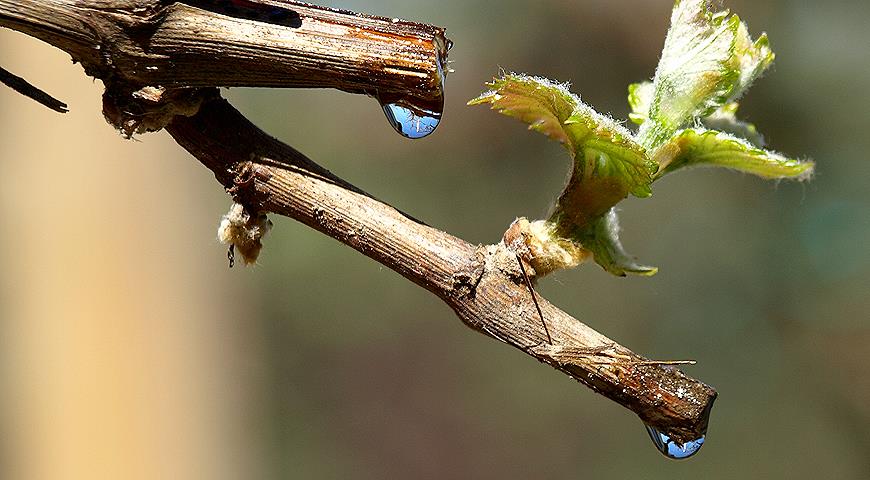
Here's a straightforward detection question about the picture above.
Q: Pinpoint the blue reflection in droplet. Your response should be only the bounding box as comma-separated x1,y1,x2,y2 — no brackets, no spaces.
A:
381,102,441,139
379,50,446,139
645,425,705,460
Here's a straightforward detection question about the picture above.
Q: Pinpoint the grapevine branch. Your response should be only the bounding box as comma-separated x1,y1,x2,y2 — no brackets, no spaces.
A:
1,0,716,443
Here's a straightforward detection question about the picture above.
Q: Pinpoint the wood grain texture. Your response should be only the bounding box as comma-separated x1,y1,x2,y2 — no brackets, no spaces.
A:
1,1,448,108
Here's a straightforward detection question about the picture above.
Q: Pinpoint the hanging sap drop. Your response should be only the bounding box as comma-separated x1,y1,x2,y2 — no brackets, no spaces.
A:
380,101,442,139
644,425,705,460
379,50,446,139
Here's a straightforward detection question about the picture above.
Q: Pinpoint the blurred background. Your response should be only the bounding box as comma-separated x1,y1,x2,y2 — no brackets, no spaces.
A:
1,0,868,478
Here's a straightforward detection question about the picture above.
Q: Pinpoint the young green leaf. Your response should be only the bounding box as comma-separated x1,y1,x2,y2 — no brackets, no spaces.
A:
639,0,740,147
731,22,775,101
469,74,654,206
638,0,773,150
655,128,814,180
630,82,764,146
575,209,657,277
701,102,764,146
471,74,659,276
469,74,577,149
627,81,655,125
472,1,812,280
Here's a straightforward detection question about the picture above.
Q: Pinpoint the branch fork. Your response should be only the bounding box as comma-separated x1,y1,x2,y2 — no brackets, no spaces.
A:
1,0,716,444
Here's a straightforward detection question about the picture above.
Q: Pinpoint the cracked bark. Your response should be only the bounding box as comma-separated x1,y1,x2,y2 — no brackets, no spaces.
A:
1,0,716,444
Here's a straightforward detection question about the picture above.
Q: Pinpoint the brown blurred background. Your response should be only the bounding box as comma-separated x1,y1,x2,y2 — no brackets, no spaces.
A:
2,1,868,479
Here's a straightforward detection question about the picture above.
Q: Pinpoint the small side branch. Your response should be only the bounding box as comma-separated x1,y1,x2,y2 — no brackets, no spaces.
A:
0,66,68,113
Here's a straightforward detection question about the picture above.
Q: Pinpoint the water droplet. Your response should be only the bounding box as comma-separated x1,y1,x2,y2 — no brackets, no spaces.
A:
377,49,447,139
644,425,705,460
380,101,442,139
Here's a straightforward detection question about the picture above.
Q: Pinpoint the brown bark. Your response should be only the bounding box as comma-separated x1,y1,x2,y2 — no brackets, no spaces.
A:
0,0,716,444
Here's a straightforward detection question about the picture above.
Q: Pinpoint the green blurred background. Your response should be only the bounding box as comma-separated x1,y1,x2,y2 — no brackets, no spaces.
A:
1,0,868,478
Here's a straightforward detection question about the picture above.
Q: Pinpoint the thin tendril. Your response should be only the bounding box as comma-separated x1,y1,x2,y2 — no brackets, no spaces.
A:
516,253,551,344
